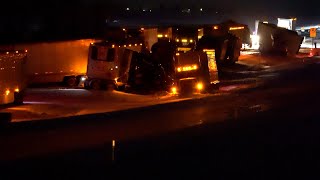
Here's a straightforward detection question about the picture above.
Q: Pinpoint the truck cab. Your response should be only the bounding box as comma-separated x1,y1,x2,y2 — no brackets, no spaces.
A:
172,50,219,94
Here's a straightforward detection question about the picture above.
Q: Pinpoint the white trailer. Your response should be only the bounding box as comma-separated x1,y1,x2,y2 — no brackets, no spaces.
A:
0,50,28,105
85,41,143,90
13,39,96,87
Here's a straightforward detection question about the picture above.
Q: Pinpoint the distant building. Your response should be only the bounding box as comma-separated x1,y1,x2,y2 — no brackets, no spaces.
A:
296,25,320,37
295,25,320,48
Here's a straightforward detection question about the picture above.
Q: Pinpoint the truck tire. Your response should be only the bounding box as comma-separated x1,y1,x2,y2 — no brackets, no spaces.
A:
90,80,101,90
116,85,126,91
13,92,24,105
64,76,77,87
84,80,91,89
210,83,220,92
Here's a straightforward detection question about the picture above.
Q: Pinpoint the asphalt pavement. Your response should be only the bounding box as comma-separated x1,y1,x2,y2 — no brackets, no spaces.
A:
1,57,320,179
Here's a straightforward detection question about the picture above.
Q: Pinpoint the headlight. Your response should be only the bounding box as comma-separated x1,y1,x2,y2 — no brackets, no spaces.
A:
5,90,10,96
81,77,87,81
171,87,178,94
196,82,203,91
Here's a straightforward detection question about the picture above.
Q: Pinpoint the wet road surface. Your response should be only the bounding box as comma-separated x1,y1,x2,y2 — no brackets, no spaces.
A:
1,59,320,179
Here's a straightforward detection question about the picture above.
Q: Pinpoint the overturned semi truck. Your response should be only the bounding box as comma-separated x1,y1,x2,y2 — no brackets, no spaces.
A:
258,22,304,56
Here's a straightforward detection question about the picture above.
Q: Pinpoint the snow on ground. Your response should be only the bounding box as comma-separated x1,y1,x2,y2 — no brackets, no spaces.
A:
0,89,213,122
238,52,315,71
2,52,315,123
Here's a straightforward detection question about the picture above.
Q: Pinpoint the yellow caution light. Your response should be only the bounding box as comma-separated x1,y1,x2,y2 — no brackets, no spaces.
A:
14,88,20,93
181,39,188,43
177,64,198,72
171,87,177,94
193,65,198,69
157,34,163,38
196,82,203,91
190,39,193,43
5,90,10,96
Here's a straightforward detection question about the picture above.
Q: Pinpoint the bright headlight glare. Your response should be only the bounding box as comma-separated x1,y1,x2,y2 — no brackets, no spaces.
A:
171,87,177,94
81,77,87,81
196,82,203,90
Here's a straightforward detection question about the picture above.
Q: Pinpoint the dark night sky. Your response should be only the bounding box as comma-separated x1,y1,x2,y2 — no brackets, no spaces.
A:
0,0,319,43
2,0,319,16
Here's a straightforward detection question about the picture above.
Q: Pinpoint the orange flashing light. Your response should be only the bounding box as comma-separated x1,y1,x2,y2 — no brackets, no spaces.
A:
229,26,245,30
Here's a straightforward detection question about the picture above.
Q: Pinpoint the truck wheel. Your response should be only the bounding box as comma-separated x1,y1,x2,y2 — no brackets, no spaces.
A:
13,92,24,105
106,83,116,91
90,80,101,90
210,83,220,91
64,76,77,87
116,85,126,91
84,80,91,89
